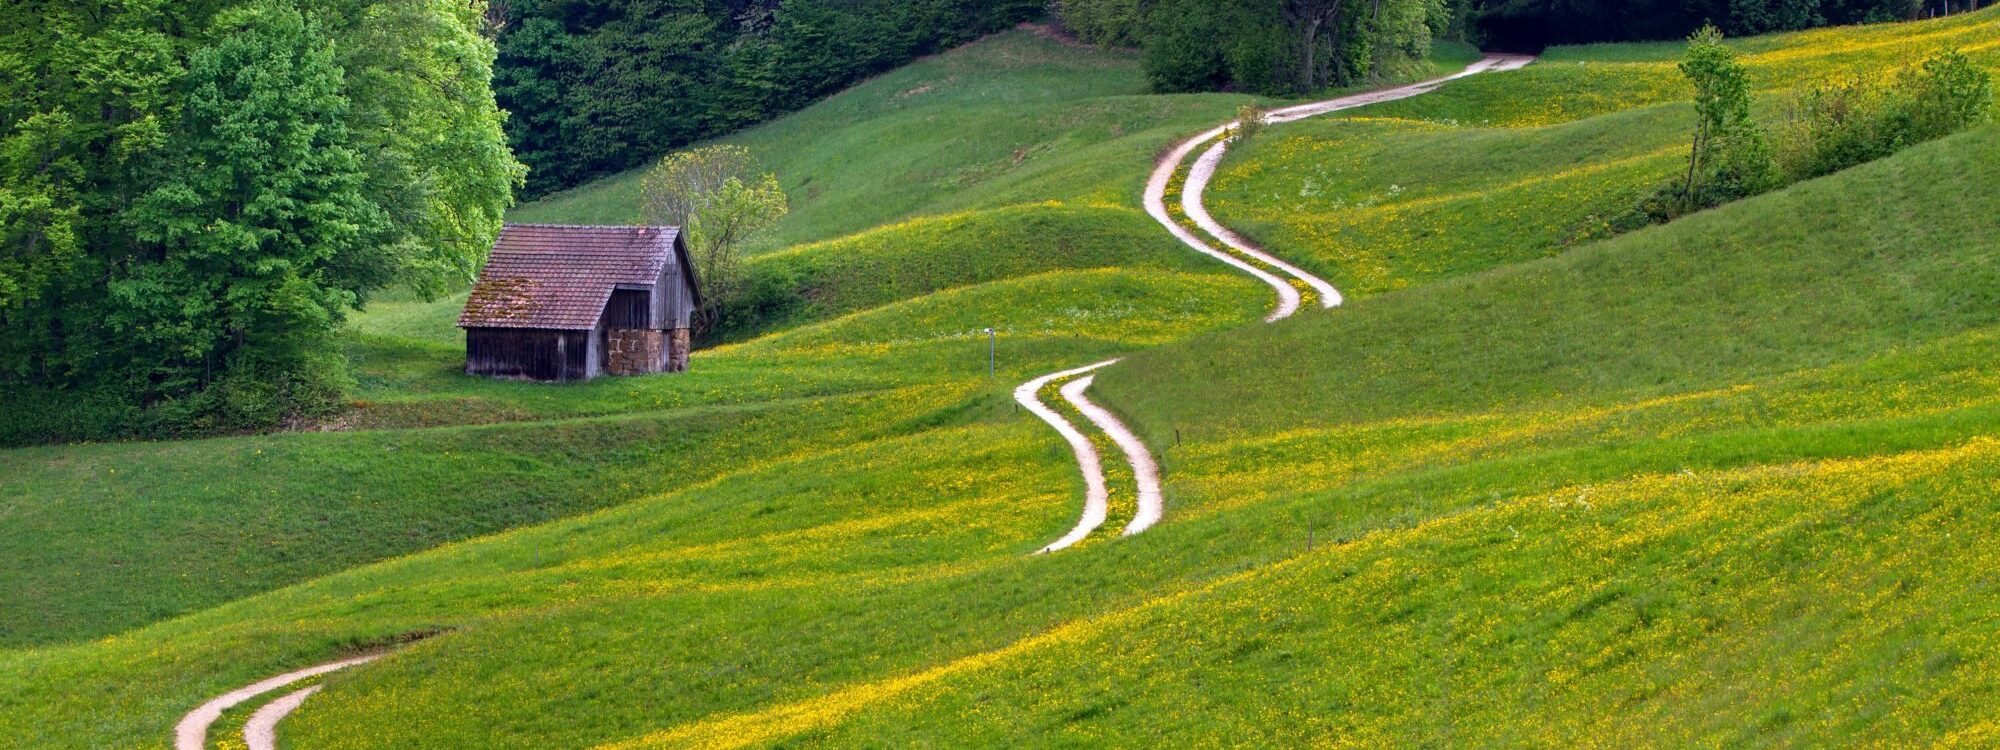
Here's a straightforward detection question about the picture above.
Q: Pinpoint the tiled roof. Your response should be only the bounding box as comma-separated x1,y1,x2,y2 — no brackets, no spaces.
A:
459,224,682,330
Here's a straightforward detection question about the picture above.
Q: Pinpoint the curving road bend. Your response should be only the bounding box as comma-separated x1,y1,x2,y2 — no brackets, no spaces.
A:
175,654,380,750
1060,374,1163,536
1018,360,1121,554
1158,54,1537,317
243,685,324,750
1183,141,1343,308
1142,121,1303,323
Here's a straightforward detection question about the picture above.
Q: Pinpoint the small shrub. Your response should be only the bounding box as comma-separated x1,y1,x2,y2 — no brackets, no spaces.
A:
1894,48,1993,145
1232,104,1267,142
1775,48,1993,182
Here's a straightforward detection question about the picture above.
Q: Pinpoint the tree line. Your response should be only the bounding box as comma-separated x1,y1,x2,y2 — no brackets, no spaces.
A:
1052,0,1976,92
1055,0,1470,95
493,0,1043,198
0,0,522,443
1470,0,1964,49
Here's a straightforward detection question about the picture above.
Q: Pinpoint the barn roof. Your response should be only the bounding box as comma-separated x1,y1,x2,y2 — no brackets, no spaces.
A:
458,224,690,331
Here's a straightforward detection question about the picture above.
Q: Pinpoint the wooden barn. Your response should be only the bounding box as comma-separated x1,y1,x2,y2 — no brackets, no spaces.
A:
457,224,700,382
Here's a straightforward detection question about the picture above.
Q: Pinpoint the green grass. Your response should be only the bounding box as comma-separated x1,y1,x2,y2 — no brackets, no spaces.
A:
1355,5,2000,129
1110,124,2000,437
5,11,2000,749
0,387,969,646
1208,103,1690,292
0,29,1283,650
1205,5,2000,294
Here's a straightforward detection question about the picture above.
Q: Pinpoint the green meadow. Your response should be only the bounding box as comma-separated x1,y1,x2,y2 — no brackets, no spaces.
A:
4,10,2000,748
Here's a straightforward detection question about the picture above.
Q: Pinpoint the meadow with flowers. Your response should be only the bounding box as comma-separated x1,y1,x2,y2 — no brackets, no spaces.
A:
3,8,2000,748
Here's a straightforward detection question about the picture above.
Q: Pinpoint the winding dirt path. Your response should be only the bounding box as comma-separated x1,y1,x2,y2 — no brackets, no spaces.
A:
1183,141,1343,308
1019,364,1162,552
1028,54,1532,553
1155,54,1537,317
1143,122,1302,322
175,654,380,750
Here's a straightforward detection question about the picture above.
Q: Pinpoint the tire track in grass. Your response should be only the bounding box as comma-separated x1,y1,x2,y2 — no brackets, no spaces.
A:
1027,54,1534,553
1060,374,1163,536
174,654,379,750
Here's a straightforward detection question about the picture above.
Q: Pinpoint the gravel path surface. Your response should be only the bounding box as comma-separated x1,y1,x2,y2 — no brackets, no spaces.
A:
243,685,323,750
175,654,380,750
1183,140,1343,308
1060,374,1163,536
1142,121,1302,322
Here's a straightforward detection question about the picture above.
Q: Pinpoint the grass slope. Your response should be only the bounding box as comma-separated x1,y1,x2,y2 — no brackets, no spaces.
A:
0,30,1269,648
1113,124,2000,437
1207,5,2000,294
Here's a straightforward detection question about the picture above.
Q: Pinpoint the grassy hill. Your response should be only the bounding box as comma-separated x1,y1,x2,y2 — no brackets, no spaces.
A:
1204,6,2000,293
3,10,1999,749
0,29,1273,649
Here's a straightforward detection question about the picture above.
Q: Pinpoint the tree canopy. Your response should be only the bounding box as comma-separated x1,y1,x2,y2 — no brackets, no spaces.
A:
1059,0,1458,95
0,0,521,442
1471,0,1928,49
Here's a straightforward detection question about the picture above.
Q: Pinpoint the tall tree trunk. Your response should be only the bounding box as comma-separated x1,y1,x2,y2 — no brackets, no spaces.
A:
1301,17,1321,91
1684,121,1708,211
1287,0,1346,92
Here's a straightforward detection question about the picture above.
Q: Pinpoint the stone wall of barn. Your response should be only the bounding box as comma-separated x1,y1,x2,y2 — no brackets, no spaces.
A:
605,328,666,375
667,328,691,373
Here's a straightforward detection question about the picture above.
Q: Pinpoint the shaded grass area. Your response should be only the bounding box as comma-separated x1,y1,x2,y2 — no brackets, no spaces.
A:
509,29,1257,250
0,386,972,647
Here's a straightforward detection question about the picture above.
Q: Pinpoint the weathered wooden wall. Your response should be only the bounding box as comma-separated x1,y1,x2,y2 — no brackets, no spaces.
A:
604,289,650,329
465,328,595,381
656,234,697,330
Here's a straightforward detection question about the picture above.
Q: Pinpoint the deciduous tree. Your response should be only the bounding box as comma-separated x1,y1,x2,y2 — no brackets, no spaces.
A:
641,145,789,338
